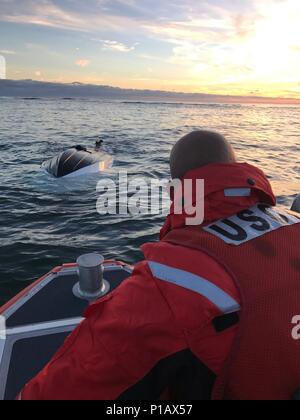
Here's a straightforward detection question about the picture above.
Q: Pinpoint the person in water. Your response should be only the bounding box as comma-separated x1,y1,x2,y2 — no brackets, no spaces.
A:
21,130,300,400
95,139,103,150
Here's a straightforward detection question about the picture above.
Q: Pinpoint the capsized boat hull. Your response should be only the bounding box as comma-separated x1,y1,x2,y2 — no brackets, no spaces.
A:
0,261,132,400
42,148,114,178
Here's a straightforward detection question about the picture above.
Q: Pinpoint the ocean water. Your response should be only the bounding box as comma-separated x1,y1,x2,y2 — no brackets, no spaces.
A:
0,98,299,305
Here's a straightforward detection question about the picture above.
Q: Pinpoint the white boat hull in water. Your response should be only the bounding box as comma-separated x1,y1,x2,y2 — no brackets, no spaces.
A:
42,147,114,178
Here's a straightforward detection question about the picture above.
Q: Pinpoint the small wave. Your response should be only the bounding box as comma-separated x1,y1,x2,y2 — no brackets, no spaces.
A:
22,97,41,100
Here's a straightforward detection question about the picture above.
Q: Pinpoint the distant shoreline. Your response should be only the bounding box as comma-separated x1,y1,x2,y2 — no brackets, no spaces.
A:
0,79,299,106
1,97,299,107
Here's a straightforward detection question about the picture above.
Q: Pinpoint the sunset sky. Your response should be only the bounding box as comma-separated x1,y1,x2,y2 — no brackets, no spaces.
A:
0,0,299,99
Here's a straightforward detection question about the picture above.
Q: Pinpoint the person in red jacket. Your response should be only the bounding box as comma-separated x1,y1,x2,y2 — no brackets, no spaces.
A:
21,131,300,400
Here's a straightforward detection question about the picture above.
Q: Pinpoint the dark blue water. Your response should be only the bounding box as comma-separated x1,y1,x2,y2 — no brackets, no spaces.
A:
0,98,300,304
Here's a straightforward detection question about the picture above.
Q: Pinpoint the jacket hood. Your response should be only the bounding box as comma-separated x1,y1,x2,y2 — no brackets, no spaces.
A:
160,162,276,239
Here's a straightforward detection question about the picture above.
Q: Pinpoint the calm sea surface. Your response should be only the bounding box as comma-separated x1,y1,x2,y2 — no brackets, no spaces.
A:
0,98,299,304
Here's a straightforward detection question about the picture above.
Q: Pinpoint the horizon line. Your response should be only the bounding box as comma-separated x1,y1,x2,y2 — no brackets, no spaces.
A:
1,78,300,105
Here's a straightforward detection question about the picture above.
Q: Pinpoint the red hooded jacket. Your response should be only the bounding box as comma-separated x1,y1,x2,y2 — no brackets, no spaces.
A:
22,163,297,400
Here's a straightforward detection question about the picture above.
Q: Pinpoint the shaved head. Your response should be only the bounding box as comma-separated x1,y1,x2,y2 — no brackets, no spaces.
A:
170,130,236,179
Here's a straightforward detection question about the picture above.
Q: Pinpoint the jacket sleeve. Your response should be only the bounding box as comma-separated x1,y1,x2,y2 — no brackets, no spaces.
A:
20,261,187,400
